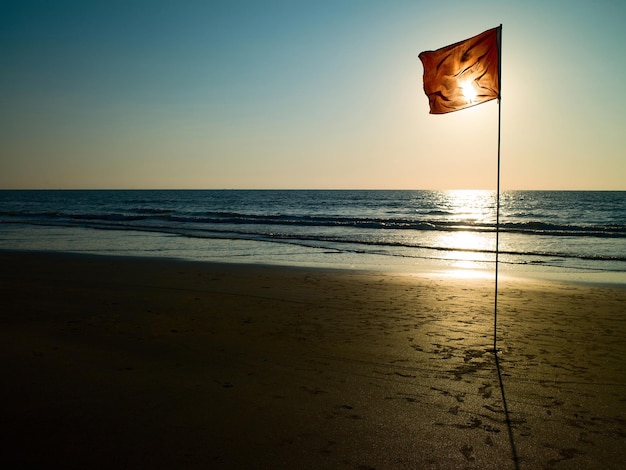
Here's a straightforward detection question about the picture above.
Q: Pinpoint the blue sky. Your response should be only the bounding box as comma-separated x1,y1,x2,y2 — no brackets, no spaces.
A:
1,0,625,189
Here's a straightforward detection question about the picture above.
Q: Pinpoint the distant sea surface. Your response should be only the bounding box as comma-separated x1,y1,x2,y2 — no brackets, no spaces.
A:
1,190,625,283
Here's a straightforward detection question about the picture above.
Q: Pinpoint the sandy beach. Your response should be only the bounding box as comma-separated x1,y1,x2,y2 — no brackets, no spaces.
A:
0,250,624,469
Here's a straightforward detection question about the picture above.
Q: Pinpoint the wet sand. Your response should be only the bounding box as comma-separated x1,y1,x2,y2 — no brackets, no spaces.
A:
1,251,624,469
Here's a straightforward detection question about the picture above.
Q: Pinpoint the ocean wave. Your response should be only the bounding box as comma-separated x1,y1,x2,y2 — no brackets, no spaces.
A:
2,209,624,239
6,216,624,264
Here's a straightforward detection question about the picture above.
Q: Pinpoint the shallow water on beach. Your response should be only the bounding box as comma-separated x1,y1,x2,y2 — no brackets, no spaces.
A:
1,190,625,283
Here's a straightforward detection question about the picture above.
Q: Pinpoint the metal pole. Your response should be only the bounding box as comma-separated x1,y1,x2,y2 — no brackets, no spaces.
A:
494,96,501,353
494,24,502,353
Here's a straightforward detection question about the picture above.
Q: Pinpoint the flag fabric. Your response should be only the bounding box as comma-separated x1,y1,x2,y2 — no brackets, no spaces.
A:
419,26,501,114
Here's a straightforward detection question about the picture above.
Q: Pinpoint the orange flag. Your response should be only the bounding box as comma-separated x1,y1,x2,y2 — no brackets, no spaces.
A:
419,26,501,114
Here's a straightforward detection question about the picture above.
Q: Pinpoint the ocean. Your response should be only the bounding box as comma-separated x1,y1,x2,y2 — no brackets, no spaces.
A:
1,190,624,283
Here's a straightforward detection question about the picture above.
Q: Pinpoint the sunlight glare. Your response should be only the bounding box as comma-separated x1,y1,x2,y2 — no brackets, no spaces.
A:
446,190,493,224
460,80,477,103
438,190,496,273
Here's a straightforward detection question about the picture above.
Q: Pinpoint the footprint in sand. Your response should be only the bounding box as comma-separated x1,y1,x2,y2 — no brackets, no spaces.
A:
460,444,475,462
300,385,328,395
479,382,493,398
547,447,583,466
215,380,233,388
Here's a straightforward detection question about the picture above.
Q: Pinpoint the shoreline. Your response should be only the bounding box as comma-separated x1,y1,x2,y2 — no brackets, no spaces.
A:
1,250,625,468
2,240,626,287
1,220,625,286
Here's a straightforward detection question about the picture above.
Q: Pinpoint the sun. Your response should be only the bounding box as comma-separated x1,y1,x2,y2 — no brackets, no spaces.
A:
460,80,477,103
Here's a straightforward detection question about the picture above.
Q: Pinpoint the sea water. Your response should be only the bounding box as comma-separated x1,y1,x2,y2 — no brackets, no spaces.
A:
1,190,624,283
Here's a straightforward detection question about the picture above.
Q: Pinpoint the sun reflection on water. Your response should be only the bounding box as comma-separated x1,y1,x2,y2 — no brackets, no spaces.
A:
444,189,494,224
437,190,497,273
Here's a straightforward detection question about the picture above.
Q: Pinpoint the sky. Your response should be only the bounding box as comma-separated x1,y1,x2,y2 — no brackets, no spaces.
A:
1,0,625,190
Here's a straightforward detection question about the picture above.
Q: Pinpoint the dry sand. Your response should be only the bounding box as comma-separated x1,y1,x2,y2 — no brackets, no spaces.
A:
0,251,624,469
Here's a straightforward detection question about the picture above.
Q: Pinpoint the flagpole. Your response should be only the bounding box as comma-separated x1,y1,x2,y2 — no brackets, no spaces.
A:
494,98,501,353
493,24,503,354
